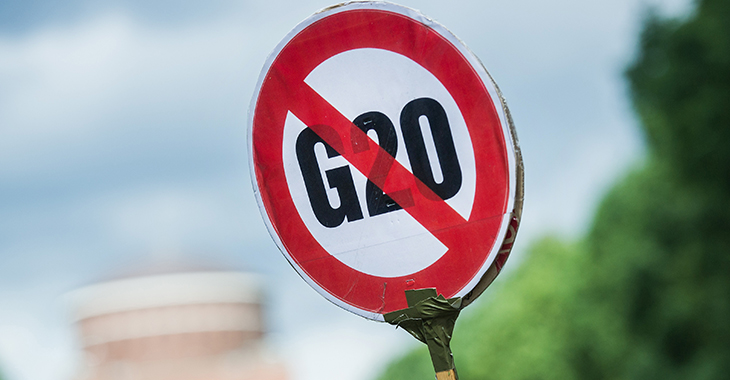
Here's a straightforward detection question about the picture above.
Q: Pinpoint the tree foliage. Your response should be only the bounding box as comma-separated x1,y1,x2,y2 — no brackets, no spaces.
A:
378,0,730,378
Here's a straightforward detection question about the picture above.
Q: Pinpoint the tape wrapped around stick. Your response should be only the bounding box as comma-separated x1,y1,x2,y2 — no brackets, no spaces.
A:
384,288,462,374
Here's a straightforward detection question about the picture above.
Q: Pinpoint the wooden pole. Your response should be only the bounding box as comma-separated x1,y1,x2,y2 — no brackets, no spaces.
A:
435,369,458,380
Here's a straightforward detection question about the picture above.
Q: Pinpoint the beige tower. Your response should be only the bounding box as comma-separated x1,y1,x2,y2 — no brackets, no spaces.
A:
67,269,287,380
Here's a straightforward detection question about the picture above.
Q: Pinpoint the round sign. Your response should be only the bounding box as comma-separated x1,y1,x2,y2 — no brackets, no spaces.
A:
249,2,523,321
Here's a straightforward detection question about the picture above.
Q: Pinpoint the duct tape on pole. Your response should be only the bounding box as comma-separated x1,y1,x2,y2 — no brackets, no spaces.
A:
248,2,524,321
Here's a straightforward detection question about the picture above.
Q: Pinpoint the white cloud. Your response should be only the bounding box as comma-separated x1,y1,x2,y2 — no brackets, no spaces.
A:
0,286,79,380
99,180,267,251
105,186,230,248
0,11,262,179
0,319,77,380
279,320,413,380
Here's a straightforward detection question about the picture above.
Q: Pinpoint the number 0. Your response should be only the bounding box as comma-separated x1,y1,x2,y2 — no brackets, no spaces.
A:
400,98,462,201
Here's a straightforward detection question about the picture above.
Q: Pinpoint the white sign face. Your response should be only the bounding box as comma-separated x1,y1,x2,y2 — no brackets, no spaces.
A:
249,2,522,320
282,48,477,277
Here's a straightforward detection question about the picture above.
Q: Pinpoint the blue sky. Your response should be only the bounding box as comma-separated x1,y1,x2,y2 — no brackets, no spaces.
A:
0,1,692,379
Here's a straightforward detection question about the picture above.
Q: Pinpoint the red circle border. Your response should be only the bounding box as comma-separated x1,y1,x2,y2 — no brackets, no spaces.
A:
250,5,513,317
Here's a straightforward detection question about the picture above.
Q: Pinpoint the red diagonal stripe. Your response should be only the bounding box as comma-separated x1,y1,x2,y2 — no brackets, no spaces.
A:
270,64,468,244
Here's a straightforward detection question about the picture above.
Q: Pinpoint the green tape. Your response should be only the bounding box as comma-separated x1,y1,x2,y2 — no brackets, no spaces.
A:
384,288,462,373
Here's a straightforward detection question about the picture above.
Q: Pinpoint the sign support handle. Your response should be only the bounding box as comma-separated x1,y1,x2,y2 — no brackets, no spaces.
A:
436,369,458,380
384,288,462,379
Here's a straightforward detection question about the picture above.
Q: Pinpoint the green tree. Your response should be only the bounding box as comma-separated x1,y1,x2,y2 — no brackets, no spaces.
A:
378,0,730,378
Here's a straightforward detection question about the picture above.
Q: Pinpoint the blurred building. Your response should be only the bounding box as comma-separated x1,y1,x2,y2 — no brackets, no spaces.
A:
66,267,287,380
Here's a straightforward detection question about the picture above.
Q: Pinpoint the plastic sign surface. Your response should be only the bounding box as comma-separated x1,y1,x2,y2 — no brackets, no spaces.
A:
249,2,522,320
